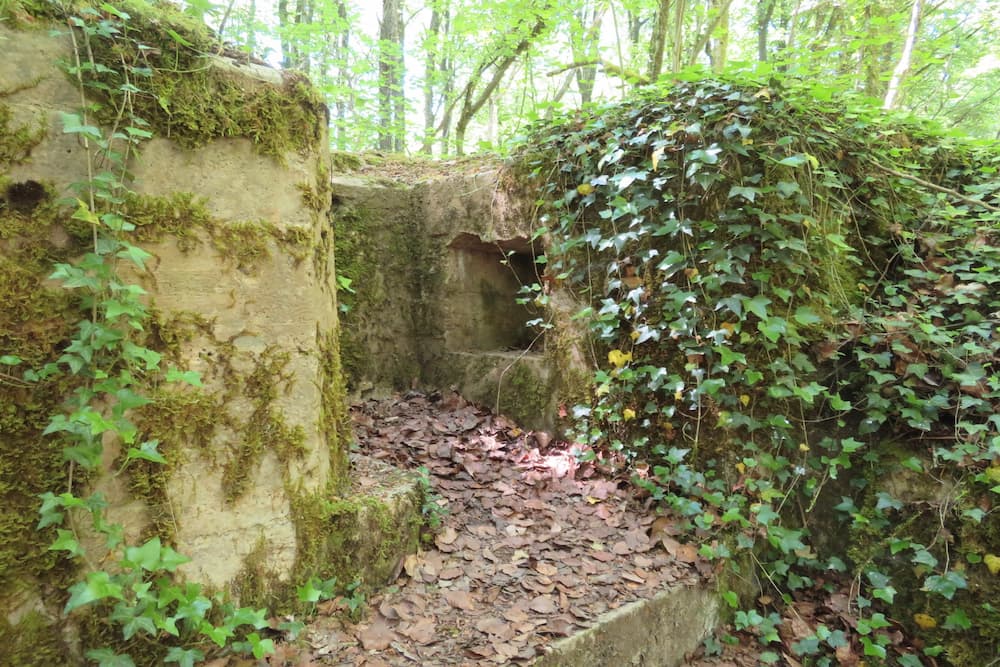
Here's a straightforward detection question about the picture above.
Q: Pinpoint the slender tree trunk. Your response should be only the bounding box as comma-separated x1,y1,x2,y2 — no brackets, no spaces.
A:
756,0,775,62
449,6,548,155
883,0,923,109
647,0,671,82
277,0,292,69
378,0,405,152
670,0,686,74
572,3,603,104
709,0,731,71
421,4,442,154
687,0,734,68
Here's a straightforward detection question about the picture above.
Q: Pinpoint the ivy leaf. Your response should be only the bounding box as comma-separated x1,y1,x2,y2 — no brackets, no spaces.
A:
125,440,167,465
164,27,194,47
84,649,135,667
922,570,967,599
124,537,163,571
166,367,203,387
65,571,124,613
742,295,771,320
116,244,153,269
59,112,103,141
943,608,972,630
50,528,84,556
164,648,203,667
776,154,808,167
793,306,821,325
158,545,192,572
728,185,759,202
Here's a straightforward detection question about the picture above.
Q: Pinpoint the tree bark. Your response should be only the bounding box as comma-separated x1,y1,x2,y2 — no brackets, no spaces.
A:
378,0,405,152
449,5,549,155
647,0,671,82
883,0,924,109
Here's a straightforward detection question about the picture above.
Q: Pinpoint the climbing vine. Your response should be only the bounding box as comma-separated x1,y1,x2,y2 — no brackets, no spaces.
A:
520,76,1000,664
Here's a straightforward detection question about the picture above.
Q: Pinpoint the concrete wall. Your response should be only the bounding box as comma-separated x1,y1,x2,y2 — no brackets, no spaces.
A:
333,167,590,432
0,18,347,647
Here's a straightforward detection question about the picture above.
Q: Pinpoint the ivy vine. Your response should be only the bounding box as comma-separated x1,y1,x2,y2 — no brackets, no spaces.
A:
520,75,1000,664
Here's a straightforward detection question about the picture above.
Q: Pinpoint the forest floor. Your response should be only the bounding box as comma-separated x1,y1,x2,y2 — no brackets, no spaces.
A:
258,392,762,666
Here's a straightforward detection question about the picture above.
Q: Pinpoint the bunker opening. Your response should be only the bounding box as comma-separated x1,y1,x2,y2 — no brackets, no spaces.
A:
444,232,544,354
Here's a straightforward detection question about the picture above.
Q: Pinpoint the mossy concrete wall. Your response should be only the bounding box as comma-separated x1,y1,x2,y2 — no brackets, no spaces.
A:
333,165,590,431
0,13,348,648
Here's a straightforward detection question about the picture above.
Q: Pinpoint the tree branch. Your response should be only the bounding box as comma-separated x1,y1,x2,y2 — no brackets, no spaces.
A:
871,161,1000,212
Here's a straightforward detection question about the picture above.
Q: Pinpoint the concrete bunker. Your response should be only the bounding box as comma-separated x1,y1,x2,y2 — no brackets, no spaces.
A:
444,232,543,354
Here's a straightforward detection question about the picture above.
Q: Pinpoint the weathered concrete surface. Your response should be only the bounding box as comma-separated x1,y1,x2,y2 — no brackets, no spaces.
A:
0,20,345,613
326,454,423,587
533,583,721,667
333,167,589,431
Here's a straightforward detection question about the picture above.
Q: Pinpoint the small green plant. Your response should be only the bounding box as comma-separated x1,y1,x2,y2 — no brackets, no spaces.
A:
344,579,366,622
416,465,448,535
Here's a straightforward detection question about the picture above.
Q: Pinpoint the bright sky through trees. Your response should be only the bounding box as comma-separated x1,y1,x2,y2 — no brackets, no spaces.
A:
188,0,1000,154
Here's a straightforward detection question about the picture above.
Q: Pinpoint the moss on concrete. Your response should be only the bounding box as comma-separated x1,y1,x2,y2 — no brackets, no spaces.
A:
220,348,307,502
0,609,70,666
0,101,46,166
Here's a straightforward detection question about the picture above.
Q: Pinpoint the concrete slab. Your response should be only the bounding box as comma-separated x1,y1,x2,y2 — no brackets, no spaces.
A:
533,583,720,667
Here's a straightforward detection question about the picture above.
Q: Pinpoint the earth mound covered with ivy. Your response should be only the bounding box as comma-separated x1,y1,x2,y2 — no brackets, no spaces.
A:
518,77,999,665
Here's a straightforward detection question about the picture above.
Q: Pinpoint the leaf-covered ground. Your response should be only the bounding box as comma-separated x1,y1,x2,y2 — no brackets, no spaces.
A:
272,392,714,665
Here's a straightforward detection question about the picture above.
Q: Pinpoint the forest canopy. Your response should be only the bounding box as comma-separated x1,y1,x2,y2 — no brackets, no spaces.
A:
171,0,1000,154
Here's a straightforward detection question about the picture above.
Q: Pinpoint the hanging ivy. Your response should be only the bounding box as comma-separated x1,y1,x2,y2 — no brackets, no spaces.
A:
519,76,1000,665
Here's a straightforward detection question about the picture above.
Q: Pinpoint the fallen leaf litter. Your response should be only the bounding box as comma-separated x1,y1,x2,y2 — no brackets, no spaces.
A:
301,391,712,665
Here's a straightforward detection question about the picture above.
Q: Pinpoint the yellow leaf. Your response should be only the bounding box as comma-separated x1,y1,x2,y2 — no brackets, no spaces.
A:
985,466,1000,484
585,496,602,505
739,394,750,407
799,443,810,453
735,462,746,475
913,613,937,630
608,349,632,368
595,383,610,397
985,554,1000,575
623,408,636,421
721,322,736,338
674,389,684,401
577,183,594,195
651,146,663,171
630,330,640,341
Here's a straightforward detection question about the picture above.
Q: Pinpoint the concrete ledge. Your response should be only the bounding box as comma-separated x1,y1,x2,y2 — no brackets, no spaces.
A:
533,583,720,667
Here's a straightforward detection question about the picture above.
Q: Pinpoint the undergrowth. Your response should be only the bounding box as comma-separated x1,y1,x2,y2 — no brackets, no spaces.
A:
519,75,999,665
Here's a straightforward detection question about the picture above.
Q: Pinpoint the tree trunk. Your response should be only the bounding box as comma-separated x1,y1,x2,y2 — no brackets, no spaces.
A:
757,0,777,63
647,0,671,82
421,4,443,154
449,6,549,155
378,0,405,152
670,0,686,74
883,0,924,109
687,0,734,68
572,3,603,104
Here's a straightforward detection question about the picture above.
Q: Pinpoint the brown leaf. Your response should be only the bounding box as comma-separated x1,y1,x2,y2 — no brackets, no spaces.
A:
443,589,477,611
435,526,458,547
402,553,422,579
399,617,436,645
476,616,514,640
358,616,398,651
535,561,559,576
529,594,558,614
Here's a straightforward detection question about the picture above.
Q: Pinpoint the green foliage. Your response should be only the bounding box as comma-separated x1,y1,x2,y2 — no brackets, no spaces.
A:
416,465,448,537
521,75,1000,664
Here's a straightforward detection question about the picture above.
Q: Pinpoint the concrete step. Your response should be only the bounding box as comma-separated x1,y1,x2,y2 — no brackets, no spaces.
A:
532,583,720,667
